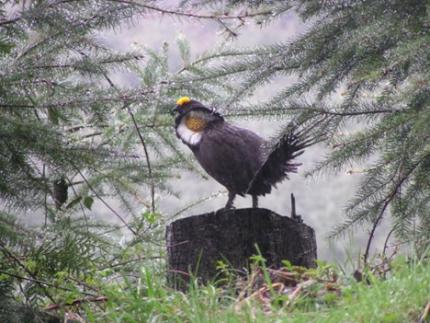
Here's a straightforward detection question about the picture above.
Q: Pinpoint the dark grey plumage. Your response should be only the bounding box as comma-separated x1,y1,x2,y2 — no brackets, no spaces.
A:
194,123,265,205
53,177,68,209
173,99,311,209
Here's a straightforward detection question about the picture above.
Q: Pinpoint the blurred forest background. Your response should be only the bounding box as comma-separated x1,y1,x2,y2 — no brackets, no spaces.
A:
1,0,429,321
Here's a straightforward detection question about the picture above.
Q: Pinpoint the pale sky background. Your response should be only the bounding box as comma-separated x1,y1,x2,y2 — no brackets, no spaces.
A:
95,6,392,263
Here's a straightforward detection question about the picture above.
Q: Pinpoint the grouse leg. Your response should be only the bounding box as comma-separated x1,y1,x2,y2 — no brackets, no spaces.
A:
252,195,258,208
225,191,236,209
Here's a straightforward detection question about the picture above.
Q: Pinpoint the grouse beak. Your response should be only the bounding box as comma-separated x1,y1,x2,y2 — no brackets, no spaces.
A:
171,105,181,115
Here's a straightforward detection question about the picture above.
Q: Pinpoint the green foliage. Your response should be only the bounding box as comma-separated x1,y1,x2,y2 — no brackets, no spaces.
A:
90,256,430,322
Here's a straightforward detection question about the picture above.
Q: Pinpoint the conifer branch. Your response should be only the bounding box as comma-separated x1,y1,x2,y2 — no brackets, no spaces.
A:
108,0,275,20
0,241,56,303
32,55,143,70
288,106,400,116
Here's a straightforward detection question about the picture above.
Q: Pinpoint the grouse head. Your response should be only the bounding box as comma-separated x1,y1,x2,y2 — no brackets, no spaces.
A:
172,96,223,146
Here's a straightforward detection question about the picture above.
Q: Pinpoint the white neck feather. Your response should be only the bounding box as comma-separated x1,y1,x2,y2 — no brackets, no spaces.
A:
176,119,202,146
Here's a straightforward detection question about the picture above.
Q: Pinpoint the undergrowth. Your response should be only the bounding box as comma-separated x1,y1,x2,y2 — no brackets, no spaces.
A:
75,254,430,323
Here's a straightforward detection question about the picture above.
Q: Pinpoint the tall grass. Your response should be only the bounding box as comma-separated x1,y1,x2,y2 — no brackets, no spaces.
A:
85,254,430,322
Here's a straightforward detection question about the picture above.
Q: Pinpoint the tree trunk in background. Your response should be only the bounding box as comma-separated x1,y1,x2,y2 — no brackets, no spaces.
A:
166,208,317,289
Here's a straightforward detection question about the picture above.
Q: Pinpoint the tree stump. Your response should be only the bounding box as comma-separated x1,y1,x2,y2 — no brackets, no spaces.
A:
166,208,317,289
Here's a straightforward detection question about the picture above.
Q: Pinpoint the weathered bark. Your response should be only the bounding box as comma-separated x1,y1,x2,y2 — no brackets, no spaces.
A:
166,208,317,289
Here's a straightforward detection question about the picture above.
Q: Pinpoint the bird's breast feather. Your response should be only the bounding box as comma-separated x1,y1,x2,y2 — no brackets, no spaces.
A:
176,119,203,146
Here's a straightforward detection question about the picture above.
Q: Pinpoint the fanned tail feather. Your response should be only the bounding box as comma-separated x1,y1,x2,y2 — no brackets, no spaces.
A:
246,121,321,196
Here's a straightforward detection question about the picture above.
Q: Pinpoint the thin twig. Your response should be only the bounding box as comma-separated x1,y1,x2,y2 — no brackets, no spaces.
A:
363,198,393,266
108,0,274,20
419,301,430,323
45,296,108,311
102,256,162,270
43,164,48,227
72,167,137,236
217,18,238,37
363,161,421,265
66,176,90,229
0,17,21,26
94,60,156,214
382,225,397,259
0,103,35,108
127,106,156,213
0,269,96,296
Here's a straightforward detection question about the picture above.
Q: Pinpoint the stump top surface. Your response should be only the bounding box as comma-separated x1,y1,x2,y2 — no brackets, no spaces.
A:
168,207,308,229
